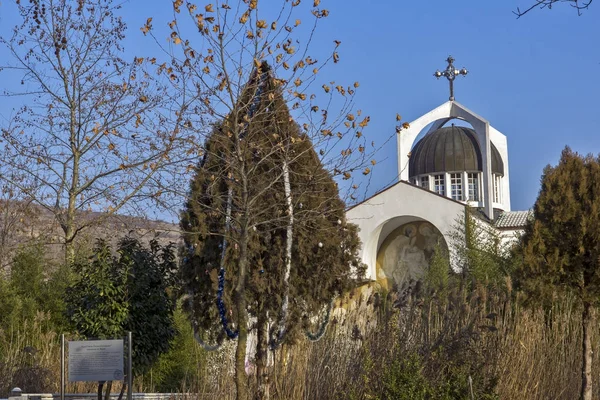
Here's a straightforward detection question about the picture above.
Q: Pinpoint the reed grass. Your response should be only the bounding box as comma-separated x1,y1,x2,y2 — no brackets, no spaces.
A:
1,285,597,399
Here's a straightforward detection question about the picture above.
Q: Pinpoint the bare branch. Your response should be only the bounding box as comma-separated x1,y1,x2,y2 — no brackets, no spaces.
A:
0,0,200,262
515,0,593,17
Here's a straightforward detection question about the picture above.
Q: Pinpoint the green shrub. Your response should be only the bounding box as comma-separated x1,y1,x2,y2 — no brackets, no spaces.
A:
143,306,206,392
65,237,177,375
382,353,430,400
0,242,67,331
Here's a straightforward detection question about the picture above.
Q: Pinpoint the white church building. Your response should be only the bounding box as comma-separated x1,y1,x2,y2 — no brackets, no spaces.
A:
347,57,530,290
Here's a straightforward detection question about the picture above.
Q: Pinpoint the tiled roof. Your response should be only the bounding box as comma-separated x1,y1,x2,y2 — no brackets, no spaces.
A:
494,210,532,229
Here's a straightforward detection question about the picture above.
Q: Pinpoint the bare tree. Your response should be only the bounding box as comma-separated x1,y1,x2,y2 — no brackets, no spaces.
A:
0,0,199,262
515,0,592,17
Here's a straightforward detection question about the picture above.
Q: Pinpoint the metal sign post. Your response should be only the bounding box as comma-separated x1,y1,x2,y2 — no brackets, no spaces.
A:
61,334,132,398
127,331,133,400
60,334,65,400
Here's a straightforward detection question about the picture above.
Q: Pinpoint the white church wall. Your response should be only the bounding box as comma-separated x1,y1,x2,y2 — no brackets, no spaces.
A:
490,125,511,212
499,228,524,248
346,182,465,281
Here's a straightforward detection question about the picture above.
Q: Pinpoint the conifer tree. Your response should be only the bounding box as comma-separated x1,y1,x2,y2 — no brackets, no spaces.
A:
518,147,600,400
146,2,384,397
451,206,512,287
180,62,365,399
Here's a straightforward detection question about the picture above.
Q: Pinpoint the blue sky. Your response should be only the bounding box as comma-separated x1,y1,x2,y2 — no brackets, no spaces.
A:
306,0,599,212
0,0,597,213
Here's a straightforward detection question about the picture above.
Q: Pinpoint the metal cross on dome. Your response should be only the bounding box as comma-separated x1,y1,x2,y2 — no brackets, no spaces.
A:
434,56,468,101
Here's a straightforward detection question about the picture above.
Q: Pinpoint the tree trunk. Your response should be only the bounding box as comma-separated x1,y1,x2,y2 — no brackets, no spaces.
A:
273,160,293,343
66,95,80,265
234,227,250,400
234,292,249,400
65,237,75,265
61,202,76,265
256,310,270,400
581,301,593,400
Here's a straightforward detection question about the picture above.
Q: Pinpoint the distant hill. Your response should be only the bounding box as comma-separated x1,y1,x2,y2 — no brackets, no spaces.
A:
0,200,181,269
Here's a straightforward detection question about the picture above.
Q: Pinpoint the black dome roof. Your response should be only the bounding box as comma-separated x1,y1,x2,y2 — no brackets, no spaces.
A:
409,125,504,177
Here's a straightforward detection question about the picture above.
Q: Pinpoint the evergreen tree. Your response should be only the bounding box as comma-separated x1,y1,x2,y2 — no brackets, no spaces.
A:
180,62,365,399
65,238,177,400
517,147,600,400
0,242,68,331
451,207,513,288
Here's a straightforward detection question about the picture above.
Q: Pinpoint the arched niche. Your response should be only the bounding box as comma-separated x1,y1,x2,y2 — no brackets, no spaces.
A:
374,217,448,291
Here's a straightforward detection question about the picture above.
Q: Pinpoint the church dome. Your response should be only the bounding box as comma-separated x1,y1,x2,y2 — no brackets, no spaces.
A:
409,125,504,177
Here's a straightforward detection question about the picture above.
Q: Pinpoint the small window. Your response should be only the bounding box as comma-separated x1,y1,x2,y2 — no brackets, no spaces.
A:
450,173,462,201
434,174,445,195
467,173,479,201
420,176,429,190
494,175,502,203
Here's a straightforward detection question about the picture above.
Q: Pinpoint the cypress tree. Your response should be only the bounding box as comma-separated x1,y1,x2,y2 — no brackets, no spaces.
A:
518,147,600,400
180,62,365,398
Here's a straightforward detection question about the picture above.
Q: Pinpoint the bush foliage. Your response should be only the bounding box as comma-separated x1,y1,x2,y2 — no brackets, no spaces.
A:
1,206,599,399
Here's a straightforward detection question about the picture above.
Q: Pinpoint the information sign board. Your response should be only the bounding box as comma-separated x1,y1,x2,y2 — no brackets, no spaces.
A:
68,339,124,382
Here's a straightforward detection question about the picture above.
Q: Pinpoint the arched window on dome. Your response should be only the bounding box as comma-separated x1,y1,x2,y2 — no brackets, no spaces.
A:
493,174,502,203
450,173,462,200
467,172,479,202
434,174,444,195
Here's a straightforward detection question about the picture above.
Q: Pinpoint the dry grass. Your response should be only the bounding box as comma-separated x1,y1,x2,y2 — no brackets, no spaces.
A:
259,282,599,399
0,312,60,394
1,286,598,399
495,296,588,400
